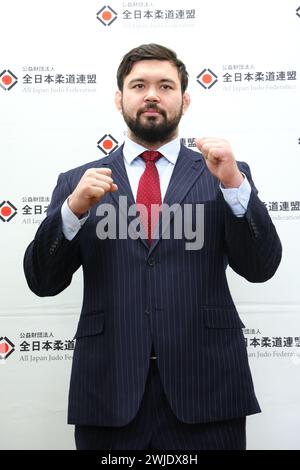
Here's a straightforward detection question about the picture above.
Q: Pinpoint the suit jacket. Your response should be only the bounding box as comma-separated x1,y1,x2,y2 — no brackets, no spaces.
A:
23,144,282,426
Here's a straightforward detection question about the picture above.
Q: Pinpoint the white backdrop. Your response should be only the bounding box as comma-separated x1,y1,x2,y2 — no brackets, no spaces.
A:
1,0,299,449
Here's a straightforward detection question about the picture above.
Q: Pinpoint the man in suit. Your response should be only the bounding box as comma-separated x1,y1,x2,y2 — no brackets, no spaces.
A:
24,44,282,450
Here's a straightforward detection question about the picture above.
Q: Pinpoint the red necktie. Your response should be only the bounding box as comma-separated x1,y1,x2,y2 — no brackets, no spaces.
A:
136,151,162,245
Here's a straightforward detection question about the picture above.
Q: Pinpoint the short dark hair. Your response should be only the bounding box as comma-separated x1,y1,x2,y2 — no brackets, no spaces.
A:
117,43,189,93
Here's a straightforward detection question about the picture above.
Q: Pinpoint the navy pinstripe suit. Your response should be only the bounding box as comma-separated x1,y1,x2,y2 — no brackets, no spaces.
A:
24,144,281,433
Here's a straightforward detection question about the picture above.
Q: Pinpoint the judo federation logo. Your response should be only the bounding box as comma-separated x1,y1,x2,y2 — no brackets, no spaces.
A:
0,70,18,91
0,201,17,222
97,134,119,155
96,6,118,26
0,337,15,361
197,69,218,89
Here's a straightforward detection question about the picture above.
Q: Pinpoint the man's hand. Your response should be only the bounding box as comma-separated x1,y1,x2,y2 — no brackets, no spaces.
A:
68,168,118,217
195,137,244,188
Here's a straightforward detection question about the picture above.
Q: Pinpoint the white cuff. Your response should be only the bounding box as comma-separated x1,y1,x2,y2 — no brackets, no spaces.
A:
220,174,251,217
61,198,89,240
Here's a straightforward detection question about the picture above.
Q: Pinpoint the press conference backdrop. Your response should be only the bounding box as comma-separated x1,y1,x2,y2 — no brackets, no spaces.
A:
0,0,299,450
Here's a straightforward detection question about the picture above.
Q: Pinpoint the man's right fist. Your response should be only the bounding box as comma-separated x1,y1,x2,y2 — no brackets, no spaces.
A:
68,168,118,217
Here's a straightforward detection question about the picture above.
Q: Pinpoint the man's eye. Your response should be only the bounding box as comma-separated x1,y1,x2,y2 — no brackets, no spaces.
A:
133,84,144,89
161,85,172,90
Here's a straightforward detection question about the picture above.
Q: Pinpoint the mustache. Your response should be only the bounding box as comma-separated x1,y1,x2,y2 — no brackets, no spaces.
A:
137,103,166,117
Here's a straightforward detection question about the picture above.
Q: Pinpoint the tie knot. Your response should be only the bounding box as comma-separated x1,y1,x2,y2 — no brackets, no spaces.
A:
140,150,162,163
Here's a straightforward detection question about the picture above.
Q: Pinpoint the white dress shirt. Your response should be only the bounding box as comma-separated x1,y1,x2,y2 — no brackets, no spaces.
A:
61,136,251,240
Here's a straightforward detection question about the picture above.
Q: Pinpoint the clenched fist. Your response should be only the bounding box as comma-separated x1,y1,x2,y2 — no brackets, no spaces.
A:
68,168,118,217
195,137,244,188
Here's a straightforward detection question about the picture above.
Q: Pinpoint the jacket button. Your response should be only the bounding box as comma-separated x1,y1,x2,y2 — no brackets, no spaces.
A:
147,258,155,267
250,220,259,238
145,307,150,315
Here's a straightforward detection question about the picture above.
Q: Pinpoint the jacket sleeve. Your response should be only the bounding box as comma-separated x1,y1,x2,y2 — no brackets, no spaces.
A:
23,172,82,296
223,162,282,282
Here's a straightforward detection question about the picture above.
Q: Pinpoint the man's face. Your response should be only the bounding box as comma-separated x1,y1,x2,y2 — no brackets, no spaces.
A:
115,60,190,145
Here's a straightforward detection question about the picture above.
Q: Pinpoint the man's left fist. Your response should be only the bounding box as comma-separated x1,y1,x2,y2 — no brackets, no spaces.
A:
195,137,244,188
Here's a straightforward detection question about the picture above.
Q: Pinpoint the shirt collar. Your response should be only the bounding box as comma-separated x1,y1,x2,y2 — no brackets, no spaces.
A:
123,136,181,165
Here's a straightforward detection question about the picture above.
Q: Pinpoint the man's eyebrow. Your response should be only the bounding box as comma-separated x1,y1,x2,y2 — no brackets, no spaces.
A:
128,78,146,85
127,78,177,86
159,79,177,85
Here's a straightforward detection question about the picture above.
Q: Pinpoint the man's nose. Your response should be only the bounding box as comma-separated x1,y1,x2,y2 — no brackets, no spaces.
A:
144,88,160,102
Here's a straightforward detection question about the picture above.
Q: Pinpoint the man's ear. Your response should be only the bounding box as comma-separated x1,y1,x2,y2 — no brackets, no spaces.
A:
182,92,191,115
115,90,123,114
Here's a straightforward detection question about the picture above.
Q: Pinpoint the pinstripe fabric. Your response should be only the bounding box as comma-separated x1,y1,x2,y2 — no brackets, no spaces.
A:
23,144,282,427
75,360,246,450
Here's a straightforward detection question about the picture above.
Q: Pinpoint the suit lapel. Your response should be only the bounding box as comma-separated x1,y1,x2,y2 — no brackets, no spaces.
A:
98,144,206,253
149,145,205,255
99,146,149,250
163,144,205,207
100,145,135,207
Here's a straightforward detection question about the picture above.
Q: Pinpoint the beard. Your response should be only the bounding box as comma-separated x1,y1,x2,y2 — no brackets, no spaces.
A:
121,101,183,144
